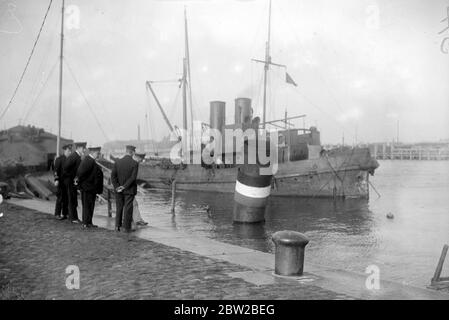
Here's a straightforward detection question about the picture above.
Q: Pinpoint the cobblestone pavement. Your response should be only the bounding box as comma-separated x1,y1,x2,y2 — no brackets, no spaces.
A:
0,203,353,300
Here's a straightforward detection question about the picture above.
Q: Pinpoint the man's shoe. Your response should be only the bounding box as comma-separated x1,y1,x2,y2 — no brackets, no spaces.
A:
88,224,98,228
71,219,80,224
136,221,148,226
82,224,88,228
57,216,67,221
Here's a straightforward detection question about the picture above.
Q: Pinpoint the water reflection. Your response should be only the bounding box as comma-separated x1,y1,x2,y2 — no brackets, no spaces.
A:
139,189,376,254
137,161,449,287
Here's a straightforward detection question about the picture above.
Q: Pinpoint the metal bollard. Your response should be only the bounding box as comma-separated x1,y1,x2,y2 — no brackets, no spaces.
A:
272,231,309,276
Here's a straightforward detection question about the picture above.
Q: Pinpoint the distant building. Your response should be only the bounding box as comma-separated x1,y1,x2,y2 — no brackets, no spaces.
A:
0,125,73,169
366,142,449,160
102,135,176,158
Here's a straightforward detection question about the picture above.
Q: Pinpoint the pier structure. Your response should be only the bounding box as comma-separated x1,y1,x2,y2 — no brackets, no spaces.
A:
370,143,449,161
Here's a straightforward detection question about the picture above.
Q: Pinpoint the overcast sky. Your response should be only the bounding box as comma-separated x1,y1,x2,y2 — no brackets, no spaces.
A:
1,0,448,146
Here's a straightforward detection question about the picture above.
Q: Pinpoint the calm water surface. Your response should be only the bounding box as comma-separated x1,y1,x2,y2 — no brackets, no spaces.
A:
137,160,449,288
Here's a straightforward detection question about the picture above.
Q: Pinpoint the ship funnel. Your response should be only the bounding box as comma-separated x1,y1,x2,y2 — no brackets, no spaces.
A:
235,98,252,125
210,101,226,134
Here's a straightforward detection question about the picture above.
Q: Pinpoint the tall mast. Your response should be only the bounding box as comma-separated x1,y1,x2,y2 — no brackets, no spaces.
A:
182,57,188,154
262,0,272,129
56,0,65,157
184,7,193,149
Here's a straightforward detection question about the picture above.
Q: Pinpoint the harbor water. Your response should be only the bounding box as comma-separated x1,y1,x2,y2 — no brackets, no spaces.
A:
137,160,449,288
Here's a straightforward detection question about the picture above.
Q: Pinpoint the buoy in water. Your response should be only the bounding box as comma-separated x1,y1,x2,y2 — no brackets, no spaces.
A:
386,212,394,219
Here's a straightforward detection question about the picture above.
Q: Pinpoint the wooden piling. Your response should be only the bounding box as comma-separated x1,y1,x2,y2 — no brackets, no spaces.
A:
431,244,448,285
107,188,112,217
171,180,176,213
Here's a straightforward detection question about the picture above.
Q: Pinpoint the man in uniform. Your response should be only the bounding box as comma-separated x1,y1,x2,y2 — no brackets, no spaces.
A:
76,146,103,228
54,144,72,220
63,141,86,224
111,145,138,232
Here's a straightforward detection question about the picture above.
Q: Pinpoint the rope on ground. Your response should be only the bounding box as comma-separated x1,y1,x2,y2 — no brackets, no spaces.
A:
0,0,54,121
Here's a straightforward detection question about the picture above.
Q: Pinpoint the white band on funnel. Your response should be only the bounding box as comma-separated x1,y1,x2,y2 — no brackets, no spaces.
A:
235,180,271,199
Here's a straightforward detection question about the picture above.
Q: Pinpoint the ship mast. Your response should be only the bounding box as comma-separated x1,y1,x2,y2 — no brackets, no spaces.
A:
184,7,194,150
182,57,188,155
145,8,193,157
181,8,191,156
262,0,272,129
56,0,65,157
252,0,285,129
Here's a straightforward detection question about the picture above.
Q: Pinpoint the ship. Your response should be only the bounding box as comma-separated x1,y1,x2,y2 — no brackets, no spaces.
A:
0,1,378,199
135,2,379,199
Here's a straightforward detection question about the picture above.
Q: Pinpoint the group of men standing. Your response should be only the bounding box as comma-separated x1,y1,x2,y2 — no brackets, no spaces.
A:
54,143,143,233
54,142,103,228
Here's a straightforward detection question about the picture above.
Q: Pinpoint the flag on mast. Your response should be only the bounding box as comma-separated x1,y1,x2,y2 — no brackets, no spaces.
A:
285,72,298,87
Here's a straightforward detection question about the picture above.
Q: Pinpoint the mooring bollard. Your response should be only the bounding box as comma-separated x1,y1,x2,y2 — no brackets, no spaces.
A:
272,231,309,276
171,180,176,213
233,165,272,223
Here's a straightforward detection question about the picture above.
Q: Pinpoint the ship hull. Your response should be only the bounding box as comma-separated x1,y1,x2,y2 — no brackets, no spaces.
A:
137,147,377,199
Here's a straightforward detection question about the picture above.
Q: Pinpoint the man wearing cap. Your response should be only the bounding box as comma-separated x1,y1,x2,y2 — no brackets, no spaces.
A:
77,146,104,228
111,145,139,232
54,144,72,220
63,142,86,223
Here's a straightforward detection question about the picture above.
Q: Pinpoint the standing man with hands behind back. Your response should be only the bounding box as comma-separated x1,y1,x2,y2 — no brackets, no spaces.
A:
111,145,139,233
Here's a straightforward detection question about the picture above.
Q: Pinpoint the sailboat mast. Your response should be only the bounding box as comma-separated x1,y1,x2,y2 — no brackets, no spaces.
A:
262,0,272,129
56,0,65,157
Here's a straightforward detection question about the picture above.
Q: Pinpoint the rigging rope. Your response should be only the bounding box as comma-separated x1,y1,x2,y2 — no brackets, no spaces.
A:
270,69,351,135
64,58,110,142
273,2,357,141
252,66,265,116
147,113,157,154
22,59,59,123
167,87,182,122
21,17,58,123
67,46,117,136
144,87,158,153
0,0,54,121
